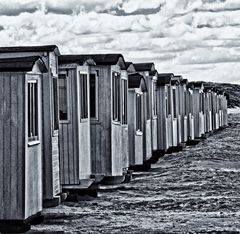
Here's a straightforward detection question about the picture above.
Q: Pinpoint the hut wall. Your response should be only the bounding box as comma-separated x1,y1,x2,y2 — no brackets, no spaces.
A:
156,86,168,150
90,66,111,176
0,72,42,220
0,51,61,200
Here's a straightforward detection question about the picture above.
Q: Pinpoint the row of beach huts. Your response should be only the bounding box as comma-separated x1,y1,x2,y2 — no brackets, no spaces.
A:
0,45,228,233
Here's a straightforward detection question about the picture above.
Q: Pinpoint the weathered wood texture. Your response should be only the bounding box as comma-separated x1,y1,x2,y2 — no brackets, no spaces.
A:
0,51,61,200
156,86,169,150
0,72,42,221
128,90,144,166
90,65,124,177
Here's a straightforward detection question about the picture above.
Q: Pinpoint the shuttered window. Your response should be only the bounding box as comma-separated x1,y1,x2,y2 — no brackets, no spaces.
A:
121,79,128,124
112,72,121,122
28,80,39,141
80,73,88,119
136,93,142,132
58,74,68,120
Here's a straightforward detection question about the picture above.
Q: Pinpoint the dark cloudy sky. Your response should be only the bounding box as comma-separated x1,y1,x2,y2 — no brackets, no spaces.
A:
0,0,240,83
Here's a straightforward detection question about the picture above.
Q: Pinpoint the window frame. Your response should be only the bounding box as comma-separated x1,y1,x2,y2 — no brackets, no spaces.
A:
135,91,143,135
90,71,99,121
79,71,89,122
112,71,121,124
121,76,128,125
152,79,157,118
27,78,40,143
172,86,177,118
58,72,70,123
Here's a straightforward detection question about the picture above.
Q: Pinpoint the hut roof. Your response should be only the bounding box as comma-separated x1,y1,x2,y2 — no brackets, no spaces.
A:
0,56,48,72
149,69,158,76
133,63,155,72
60,54,126,69
59,55,96,66
157,73,174,86
128,72,148,92
0,45,60,55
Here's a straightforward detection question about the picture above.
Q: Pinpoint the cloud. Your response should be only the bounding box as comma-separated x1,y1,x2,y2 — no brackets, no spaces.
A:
0,0,240,83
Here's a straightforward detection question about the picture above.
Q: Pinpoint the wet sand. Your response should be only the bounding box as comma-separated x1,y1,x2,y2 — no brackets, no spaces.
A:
30,114,240,233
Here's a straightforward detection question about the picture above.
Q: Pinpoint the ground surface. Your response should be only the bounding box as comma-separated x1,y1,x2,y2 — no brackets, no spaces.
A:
30,114,240,233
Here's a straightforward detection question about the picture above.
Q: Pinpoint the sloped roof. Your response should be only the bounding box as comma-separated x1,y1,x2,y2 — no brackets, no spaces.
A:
133,63,155,72
188,81,204,89
0,56,48,72
157,73,174,86
59,55,96,66
0,45,60,55
60,54,126,69
128,72,148,92
149,70,158,76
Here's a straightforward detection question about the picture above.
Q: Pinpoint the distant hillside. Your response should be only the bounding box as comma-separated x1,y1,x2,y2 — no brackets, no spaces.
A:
200,82,240,108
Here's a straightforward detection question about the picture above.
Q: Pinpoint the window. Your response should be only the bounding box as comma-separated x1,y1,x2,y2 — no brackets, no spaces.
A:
90,72,98,119
28,80,39,141
165,88,169,117
112,72,121,122
184,91,187,115
136,93,142,131
152,81,157,117
58,74,68,120
172,88,177,118
53,77,59,129
80,73,88,119
167,86,172,116
121,79,128,124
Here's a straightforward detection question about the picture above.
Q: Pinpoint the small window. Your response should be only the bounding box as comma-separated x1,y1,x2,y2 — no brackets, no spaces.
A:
121,79,128,124
172,88,177,118
28,80,39,141
80,73,88,119
152,81,157,117
136,93,142,132
58,74,68,120
167,86,172,116
53,77,59,129
112,72,121,122
90,73,98,119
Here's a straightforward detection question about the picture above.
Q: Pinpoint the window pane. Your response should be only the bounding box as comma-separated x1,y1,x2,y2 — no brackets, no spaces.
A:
80,73,88,119
173,89,177,118
90,73,96,118
58,74,68,120
112,72,121,122
28,81,38,141
53,78,59,129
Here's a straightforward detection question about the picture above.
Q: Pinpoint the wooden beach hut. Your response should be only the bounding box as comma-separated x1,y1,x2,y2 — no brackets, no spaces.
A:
203,87,213,133
180,79,189,143
58,55,96,191
0,45,61,207
132,63,156,163
186,85,195,140
80,54,128,184
171,77,182,149
189,82,205,138
0,56,48,232
128,72,148,167
156,73,174,153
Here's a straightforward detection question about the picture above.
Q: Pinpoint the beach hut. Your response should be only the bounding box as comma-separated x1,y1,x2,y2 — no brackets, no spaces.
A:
203,88,213,133
132,63,156,163
57,55,96,191
186,85,195,140
211,88,219,131
156,73,174,152
171,77,182,149
181,79,189,142
0,45,61,207
79,54,128,184
128,72,148,167
222,93,228,127
0,56,48,232
190,82,205,138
